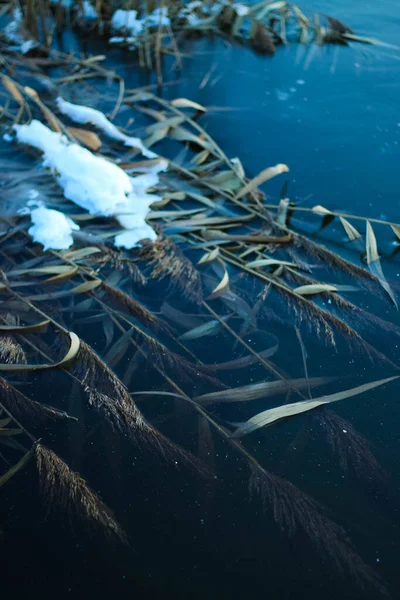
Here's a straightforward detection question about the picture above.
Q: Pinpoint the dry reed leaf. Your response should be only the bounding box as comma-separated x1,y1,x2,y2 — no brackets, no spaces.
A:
390,224,400,242
194,376,336,405
197,248,220,265
2,75,24,105
0,320,50,332
0,447,34,489
178,315,229,341
0,427,22,436
0,332,80,372
247,258,297,268
67,127,102,151
203,343,279,371
44,267,79,284
171,98,206,111
234,164,289,200
294,284,338,296
366,221,397,308
9,266,74,277
366,221,379,264
340,216,361,241
312,205,334,215
207,263,229,299
63,247,102,260
232,376,398,438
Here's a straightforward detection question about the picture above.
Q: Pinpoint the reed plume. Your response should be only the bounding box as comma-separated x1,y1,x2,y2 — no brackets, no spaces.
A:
138,236,203,303
72,341,202,469
0,335,26,364
34,443,127,542
248,462,385,592
0,375,72,421
316,409,386,484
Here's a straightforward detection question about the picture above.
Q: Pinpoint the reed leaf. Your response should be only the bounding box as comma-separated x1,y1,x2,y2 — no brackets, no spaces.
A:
232,376,398,438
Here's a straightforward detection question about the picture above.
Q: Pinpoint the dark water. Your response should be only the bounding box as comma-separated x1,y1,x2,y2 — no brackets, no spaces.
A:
2,2,400,599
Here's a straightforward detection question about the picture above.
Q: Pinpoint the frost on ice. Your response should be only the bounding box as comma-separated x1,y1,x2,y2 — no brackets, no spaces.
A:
56,97,156,158
13,120,162,250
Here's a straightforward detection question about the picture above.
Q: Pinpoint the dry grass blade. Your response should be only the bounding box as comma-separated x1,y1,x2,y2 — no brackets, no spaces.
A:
234,164,289,200
202,343,279,371
171,98,206,111
207,262,229,299
0,320,49,333
366,221,397,308
233,376,398,438
34,443,127,542
194,376,336,405
67,127,102,151
294,284,338,296
340,216,361,242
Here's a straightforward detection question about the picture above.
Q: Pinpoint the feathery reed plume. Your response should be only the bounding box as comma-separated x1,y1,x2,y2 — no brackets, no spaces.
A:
292,233,377,287
34,443,127,542
101,281,165,331
138,236,203,303
316,409,386,484
90,247,147,286
248,463,385,592
72,341,202,469
0,336,26,364
0,375,73,421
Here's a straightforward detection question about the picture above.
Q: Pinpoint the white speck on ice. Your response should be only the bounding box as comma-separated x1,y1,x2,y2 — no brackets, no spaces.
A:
13,120,161,249
56,97,156,158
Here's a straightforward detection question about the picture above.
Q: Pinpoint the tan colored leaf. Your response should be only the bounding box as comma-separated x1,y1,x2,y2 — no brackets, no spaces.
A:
234,164,289,200
340,217,361,242
366,221,379,264
67,127,102,151
390,224,400,242
232,376,399,438
2,75,24,105
0,320,50,333
171,98,206,112
366,221,397,308
195,376,336,405
312,205,334,215
207,264,229,299
294,284,338,296
197,248,220,265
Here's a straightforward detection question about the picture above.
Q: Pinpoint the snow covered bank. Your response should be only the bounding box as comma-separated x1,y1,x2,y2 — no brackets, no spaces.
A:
13,120,165,250
56,97,156,158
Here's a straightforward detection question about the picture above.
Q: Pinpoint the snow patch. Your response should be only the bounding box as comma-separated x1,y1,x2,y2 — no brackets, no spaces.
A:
56,96,156,158
27,204,79,251
13,120,161,249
